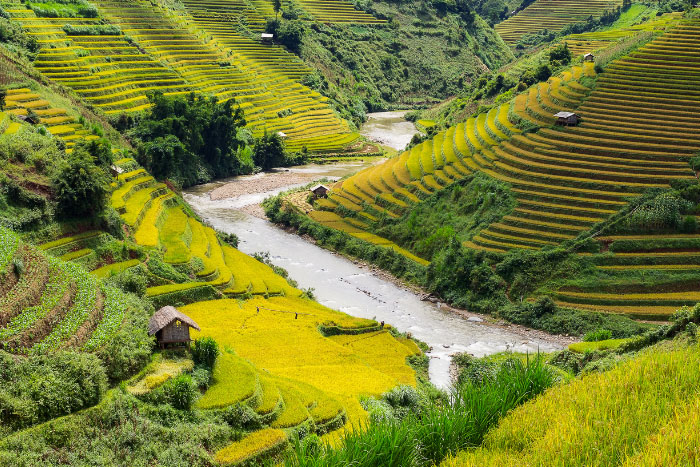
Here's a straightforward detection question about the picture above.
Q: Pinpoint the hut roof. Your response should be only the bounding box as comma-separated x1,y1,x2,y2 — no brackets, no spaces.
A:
148,306,200,335
261,33,274,39
311,184,329,192
584,52,594,57
554,111,577,118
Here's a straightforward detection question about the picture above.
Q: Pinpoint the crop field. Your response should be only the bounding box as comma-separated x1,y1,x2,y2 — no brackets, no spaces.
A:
495,0,623,44
0,227,134,353
444,339,700,466
2,88,100,150
1,0,372,154
307,20,700,319
309,64,596,258
182,296,418,440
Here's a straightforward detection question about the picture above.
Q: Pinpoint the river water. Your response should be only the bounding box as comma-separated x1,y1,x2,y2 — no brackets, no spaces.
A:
360,110,417,151
183,113,563,389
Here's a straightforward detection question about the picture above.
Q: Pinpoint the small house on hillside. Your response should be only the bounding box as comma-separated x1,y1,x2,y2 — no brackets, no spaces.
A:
310,184,329,199
583,52,595,62
148,306,201,348
261,33,274,44
554,111,580,126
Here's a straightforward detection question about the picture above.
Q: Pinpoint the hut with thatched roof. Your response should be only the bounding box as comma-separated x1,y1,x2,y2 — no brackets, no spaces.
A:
148,306,201,348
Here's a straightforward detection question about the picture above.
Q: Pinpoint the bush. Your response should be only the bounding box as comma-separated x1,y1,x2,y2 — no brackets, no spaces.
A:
51,150,110,219
583,329,613,342
192,336,219,369
253,131,286,170
0,351,107,431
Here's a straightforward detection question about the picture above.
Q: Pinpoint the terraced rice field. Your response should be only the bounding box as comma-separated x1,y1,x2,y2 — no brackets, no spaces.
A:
108,158,297,300
2,0,364,153
311,20,700,320
0,227,133,353
312,64,596,256
495,0,622,44
2,88,99,150
295,0,385,23
183,296,419,442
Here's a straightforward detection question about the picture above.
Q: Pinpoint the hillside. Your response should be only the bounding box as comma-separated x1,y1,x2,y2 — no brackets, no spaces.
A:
286,15,700,324
443,317,700,466
3,0,700,464
297,2,514,124
0,0,372,153
495,0,624,44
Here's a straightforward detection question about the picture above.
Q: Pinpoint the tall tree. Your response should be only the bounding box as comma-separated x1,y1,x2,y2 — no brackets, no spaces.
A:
273,0,282,19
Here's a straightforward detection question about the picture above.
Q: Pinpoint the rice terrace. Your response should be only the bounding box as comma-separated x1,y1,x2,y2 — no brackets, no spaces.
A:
1,0,700,463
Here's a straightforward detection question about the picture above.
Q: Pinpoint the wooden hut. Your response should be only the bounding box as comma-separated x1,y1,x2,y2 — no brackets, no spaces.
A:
261,33,274,44
310,184,329,199
554,111,580,126
148,306,201,348
583,52,595,62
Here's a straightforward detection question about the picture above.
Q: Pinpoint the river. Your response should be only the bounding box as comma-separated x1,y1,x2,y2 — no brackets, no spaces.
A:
360,110,417,151
183,113,564,389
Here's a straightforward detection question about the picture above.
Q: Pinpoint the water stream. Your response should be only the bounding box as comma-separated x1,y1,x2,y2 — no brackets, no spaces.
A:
360,111,417,151
183,113,563,389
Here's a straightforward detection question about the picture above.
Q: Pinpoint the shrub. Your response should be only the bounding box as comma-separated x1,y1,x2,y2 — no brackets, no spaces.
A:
158,374,198,410
0,351,107,431
51,151,109,219
583,329,613,342
192,336,219,369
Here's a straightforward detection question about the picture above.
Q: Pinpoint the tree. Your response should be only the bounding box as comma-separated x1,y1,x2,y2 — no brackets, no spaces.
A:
253,131,286,171
273,0,282,19
130,92,249,187
549,42,571,65
51,151,109,218
277,20,305,53
690,155,700,178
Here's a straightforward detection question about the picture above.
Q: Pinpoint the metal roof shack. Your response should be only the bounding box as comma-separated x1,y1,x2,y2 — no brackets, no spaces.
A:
583,52,595,62
310,184,329,199
261,33,274,43
148,306,201,348
554,111,580,126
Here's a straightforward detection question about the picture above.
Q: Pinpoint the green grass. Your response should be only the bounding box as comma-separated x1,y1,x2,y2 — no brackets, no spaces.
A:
285,356,555,466
568,338,633,353
447,338,700,466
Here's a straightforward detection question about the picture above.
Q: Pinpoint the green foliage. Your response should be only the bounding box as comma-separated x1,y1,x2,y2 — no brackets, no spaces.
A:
0,390,238,465
29,0,98,18
50,149,110,219
500,299,650,338
375,174,515,260
131,92,250,188
0,16,39,54
62,23,120,35
296,4,513,127
548,42,571,65
192,337,219,369
268,19,305,53
95,296,153,382
285,356,555,466
0,351,107,431
253,131,286,171
583,329,613,342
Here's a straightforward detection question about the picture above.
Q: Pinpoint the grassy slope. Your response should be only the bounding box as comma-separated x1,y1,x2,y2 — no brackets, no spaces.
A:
444,334,700,466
